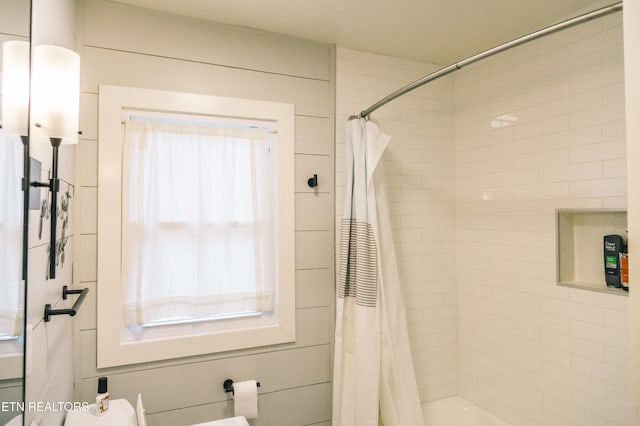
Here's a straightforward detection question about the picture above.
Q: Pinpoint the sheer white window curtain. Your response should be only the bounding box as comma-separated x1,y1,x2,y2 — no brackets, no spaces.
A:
121,121,275,327
0,130,23,336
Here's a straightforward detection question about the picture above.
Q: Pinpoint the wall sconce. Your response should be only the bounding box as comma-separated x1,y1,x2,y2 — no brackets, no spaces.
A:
30,44,80,279
2,40,30,138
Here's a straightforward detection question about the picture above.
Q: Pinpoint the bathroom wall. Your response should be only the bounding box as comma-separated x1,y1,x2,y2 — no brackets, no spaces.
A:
336,7,629,426
623,1,640,424
335,47,457,402
455,11,629,426
72,1,335,425
25,0,78,424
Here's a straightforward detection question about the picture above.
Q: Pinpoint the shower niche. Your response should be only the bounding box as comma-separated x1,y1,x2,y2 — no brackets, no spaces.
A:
556,209,628,295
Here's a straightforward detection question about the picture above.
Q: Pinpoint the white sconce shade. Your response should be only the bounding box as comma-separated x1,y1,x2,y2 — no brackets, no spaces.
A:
31,45,80,144
2,40,30,136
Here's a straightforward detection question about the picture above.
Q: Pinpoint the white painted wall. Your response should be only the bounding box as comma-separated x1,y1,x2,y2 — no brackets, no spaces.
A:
72,1,335,425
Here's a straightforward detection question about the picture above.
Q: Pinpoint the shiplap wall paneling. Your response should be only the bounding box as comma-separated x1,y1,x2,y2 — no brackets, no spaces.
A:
74,2,335,424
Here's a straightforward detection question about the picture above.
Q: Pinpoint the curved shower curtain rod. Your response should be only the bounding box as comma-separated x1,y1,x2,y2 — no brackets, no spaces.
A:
349,1,623,120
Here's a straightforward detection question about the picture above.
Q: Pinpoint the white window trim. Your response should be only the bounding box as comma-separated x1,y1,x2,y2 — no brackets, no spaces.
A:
97,85,295,368
0,338,23,380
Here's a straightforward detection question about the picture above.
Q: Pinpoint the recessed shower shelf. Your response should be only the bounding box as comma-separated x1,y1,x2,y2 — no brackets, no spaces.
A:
556,209,628,296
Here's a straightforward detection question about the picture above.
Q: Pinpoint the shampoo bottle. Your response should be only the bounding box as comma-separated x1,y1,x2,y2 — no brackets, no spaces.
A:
96,376,109,416
604,235,624,288
621,242,629,291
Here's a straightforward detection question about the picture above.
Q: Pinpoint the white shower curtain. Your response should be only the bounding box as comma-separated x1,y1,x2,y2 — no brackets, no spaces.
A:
333,118,424,426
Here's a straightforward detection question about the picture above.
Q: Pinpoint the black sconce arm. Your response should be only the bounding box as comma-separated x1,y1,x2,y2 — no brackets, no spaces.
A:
30,137,63,279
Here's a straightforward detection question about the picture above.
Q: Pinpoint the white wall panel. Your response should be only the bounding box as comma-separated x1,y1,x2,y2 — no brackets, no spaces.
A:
79,346,330,411
295,231,332,270
81,0,330,81
295,116,334,155
294,154,333,194
81,47,331,119
144,383,331,426
77,306,332,380
295,269,333,309
295,193,333,231
72,2,335,423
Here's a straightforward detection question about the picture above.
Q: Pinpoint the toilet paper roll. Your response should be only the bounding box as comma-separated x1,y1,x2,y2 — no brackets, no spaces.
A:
233,380,258,419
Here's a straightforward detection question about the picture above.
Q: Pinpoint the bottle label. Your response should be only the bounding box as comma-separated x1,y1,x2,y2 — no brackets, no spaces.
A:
96,394,109,416
621,253,629,285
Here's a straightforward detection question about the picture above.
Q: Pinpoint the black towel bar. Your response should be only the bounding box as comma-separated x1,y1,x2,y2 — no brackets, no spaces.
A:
44,285,89,322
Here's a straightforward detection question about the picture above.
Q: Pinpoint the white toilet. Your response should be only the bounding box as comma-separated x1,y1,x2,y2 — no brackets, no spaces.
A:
189,417,249,426
63,396,249,426
64,399,137,425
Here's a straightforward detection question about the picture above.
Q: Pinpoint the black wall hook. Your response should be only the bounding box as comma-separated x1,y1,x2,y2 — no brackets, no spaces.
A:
307,174,318,188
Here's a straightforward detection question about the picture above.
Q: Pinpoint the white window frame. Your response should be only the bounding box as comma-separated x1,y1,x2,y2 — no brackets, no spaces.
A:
97,85,295,368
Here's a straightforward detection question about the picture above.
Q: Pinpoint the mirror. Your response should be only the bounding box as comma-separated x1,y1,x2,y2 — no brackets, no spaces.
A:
0,0,30,425
22,0,78,425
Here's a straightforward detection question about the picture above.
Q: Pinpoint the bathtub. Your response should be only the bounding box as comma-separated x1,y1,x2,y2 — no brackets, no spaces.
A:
422,396,512,426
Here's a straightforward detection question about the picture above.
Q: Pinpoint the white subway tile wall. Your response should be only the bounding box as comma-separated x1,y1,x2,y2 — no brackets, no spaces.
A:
336,47,457,402
455,12,629,426
336,10,629,426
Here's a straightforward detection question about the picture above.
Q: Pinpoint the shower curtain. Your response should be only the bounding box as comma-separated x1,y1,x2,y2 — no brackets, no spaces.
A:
333,118,424,426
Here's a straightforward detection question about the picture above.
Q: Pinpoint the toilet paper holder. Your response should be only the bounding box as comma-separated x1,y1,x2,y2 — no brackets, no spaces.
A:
223,379,260,395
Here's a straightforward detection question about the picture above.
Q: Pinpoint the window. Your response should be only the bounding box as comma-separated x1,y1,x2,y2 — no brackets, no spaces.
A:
121,117,276,326
0,130,23,339
97,86,295,368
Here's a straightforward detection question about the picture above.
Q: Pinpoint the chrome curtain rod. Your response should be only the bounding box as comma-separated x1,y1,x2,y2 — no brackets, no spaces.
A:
349,1,623,120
